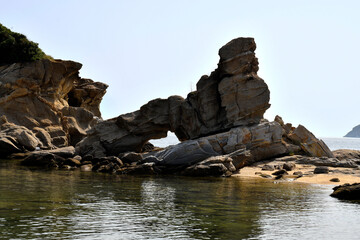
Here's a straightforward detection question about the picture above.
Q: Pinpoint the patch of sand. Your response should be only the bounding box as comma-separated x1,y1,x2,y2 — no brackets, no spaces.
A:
233,164,360,185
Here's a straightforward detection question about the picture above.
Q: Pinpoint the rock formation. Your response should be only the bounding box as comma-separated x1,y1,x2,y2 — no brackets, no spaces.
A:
76,38,271,157
73,37,333,176
1,36,335,177
0,59,107,157
344,124,360,138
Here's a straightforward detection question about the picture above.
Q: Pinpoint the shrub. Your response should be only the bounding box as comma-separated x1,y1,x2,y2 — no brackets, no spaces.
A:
0,23,47,65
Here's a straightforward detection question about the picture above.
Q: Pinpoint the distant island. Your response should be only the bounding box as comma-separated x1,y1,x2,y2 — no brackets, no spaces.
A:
344,125,360,138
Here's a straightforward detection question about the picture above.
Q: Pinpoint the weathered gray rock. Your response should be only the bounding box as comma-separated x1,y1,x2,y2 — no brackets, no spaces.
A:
296,157,358,168
182,156,236,177
146,121,289,168
287,125,334,158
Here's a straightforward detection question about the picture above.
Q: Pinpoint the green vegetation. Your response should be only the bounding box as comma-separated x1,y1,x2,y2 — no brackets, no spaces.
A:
0,23,48,65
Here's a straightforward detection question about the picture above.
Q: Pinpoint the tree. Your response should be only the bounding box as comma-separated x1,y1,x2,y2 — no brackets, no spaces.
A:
0,23,47,65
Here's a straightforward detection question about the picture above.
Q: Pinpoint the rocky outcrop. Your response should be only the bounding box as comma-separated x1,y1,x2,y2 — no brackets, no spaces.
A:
0,59,107,156
3,37,336,178
74,37,333,177
344,125,360,138
76,38,271,156
333,149,360,160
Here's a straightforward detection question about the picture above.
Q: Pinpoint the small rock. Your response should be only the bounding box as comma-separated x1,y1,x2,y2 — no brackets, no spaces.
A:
272,169,288,176
261,164,275,171
314,166,329,174
293,171,303,177
260,173,272,179
80,164,93,172
140,156,161,165
81,161,92,165
61,165,72,170
274,164,283,170
100,156,123,166
119,152,143,164
274,174,284,180
64,158,81,167
73,155,82,161
330,178,340,182
283,162,296,171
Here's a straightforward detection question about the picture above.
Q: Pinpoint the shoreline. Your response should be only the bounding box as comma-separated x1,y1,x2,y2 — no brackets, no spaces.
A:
233,164,360,185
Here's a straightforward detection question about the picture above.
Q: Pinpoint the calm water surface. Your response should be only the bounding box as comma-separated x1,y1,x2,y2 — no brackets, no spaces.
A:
1,159,360,240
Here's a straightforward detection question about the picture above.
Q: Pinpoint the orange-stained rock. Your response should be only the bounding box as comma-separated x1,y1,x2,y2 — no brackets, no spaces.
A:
0,59,108,155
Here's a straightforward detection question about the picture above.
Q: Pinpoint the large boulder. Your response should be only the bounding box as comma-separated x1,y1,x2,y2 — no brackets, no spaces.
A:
331,183,360,200
145,121,292,168
182,156,236,177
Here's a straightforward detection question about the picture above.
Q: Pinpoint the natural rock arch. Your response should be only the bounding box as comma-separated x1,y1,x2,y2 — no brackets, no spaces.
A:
76,38,270,157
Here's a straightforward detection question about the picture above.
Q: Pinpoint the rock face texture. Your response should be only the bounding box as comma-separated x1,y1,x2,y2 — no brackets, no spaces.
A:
0,59,107,156
344,125,360,138
76,38,271,157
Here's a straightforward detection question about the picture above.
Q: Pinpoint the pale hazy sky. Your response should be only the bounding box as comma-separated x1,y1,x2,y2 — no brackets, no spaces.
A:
1,0,359,137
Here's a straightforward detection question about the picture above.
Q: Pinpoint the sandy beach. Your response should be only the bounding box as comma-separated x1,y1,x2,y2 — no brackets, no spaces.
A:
233,163,360,185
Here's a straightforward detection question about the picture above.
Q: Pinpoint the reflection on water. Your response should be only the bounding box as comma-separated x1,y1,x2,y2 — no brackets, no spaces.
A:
1,160,360,239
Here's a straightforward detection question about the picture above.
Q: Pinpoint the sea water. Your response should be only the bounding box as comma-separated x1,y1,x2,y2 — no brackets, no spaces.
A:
1,137,360,240
150,133,360,151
